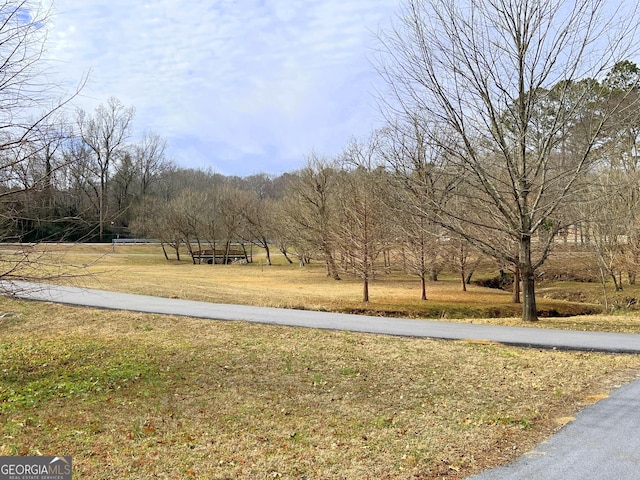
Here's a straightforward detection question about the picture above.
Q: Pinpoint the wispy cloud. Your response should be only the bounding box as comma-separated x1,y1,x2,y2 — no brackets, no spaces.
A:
45,0,399,175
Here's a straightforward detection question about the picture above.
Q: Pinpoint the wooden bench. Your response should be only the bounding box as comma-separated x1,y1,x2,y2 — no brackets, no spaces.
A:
190,247,247,264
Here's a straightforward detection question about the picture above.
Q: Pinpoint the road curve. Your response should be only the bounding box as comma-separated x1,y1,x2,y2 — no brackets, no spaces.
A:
6,280,640,353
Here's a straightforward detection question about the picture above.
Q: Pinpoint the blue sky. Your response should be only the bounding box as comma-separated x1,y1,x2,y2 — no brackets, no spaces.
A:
45,0,400,176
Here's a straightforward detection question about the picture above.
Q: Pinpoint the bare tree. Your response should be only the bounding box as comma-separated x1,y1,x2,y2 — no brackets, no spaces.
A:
77,97,135,241
234,190,274,265
63,136,100,230
395,209,439,300
380,119,454,300
132,197,183,261
337,135,392,302
0,1,91,287
133,131,171,199
599,61,640,286
281,155,342,279
377,0,640,321
217,185,252,264
169,189,207,263
442,235,482,293
270,197,303,265
111,151,136,222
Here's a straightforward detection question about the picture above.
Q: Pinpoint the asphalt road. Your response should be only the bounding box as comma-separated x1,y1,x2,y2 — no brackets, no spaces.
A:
6,280,640,479
7,280,640,353
467,375,640,480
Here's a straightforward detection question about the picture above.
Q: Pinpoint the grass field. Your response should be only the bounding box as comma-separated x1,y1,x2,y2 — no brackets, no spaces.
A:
2,243,640,478
30,242,640,333
2,298,640,479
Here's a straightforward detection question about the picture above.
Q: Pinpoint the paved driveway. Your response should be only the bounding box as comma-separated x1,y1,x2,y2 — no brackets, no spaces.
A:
467,375,640,480
8,281,640,353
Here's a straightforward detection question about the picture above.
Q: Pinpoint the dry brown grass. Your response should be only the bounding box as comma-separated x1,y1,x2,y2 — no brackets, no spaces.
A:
1,297,640,479
30,242,640,333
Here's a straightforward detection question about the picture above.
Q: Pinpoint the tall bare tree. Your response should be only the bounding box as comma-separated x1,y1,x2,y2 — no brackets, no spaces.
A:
378,0,640,321
380,119,454,300
0,1,89,287
133,131,171,199
77,97,135,241
599,61,640,286
336,136,391,302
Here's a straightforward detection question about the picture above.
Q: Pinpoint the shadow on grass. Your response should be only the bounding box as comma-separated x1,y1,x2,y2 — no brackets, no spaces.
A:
335,301,601,320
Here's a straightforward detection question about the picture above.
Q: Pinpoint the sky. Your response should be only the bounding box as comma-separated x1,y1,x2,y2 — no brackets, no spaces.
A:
43,0,401,176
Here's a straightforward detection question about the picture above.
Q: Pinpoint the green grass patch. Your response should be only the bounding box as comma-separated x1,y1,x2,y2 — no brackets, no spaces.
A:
0,339,162,413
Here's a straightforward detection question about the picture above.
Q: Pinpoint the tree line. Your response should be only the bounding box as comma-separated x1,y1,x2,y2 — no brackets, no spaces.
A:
0,96,172,243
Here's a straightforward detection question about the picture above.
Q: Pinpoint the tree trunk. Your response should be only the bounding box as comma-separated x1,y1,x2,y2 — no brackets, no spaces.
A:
325,251,341,280
279,247,294,264
99,181,105,242
195,238,203,264
382,248,389,273
160,241,169,261
429,265,438,282
512,265,521,304
628,271,636,286
599,264,610,312
421,274,427,300
610,272,622,291
263,241,272,265
520,236,538,322
241,243,250,263
363,278,369,302
465,269,475,284
187,242,196,265
460,270,467,292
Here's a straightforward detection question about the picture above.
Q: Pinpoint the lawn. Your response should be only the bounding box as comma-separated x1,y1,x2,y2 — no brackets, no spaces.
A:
29,242,640,333
2,242,640,478
1,298,639,479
